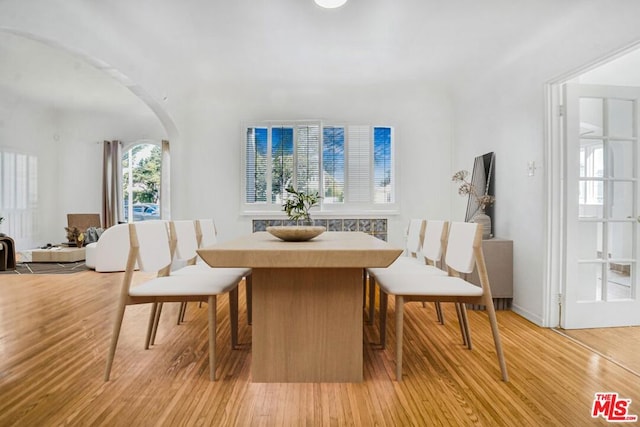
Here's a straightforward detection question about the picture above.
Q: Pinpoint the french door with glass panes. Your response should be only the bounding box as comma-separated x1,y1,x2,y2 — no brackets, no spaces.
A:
563,83,640,329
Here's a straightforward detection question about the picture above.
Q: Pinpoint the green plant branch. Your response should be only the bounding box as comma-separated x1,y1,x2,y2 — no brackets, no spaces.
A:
283,186,320,221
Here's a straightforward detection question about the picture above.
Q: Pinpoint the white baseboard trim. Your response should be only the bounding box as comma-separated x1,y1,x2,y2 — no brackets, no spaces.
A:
511,304,544,327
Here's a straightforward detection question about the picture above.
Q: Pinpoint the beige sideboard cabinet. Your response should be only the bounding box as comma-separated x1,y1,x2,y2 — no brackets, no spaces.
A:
466,238,513,310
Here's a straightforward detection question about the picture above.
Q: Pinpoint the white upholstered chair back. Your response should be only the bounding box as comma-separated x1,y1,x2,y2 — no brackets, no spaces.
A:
405,219,424,256
444,222,479,274
133,221,172,273
198,219,218,248
421,220,448,263
172,220,199,261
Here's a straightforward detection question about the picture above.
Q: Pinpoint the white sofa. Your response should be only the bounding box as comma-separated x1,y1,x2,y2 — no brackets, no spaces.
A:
85,223,134,272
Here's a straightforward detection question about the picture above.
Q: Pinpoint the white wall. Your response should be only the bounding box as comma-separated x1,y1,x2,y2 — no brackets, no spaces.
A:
53,109,166,230
453,79,547,324
0,86,165,249
451,7,640,326
169,79,453,247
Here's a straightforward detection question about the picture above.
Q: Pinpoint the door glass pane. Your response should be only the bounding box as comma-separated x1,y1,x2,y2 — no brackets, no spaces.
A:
577,262,604,301
608,99,634,138
610,182,634,219
608,222,633,259
578,181,603,217
609,140,634,179
577,221,603,259
579,98,603,136
607,221,634,300
580,140,603,178
607,263,632,300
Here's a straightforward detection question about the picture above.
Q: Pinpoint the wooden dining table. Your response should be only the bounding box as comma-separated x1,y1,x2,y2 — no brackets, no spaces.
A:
197,231,402,383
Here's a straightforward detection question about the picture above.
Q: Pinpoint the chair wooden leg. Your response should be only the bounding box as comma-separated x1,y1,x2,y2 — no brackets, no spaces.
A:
459,303,472,349
145,303,158,349
368,275,376,325
435,302,444,324
379,290,388,348
105,301,127,381
454,303,469,348
177,302,187,324
245,275,252,325
150,302,164,346
395,295,404,381
230,287,239,349
485,300,509,381
208,295,217,381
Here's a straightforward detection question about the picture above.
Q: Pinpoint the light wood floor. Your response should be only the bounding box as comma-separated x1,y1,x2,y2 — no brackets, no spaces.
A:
1,271,638,426
557,326,640,375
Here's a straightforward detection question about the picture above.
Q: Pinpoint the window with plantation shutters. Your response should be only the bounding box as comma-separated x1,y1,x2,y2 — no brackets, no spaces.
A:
295,124,320,197
322,126,345,203
271,126,294,203
245,127,268,203
347,125,372,203
242,121,395,212
373,126,394,203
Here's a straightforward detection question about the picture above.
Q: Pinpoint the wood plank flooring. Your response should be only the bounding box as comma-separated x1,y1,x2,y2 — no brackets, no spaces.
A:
556,326,640,375
0,271,638,426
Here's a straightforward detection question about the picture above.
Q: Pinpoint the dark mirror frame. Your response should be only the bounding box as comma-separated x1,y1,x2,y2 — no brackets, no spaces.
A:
464,152,495,235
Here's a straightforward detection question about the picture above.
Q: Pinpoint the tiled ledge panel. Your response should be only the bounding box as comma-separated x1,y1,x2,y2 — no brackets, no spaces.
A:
252,218,388,241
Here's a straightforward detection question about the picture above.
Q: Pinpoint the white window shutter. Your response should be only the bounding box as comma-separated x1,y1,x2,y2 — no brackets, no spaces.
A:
347,125,371,203
295,124,321,194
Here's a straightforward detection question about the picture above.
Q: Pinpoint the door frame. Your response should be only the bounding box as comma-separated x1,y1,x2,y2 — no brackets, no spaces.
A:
545,41,640,328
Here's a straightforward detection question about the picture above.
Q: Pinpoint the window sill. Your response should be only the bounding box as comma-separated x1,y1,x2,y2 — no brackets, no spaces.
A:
241,209,400,218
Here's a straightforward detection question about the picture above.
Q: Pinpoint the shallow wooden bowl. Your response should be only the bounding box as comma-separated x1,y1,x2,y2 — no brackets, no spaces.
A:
266,226,326,242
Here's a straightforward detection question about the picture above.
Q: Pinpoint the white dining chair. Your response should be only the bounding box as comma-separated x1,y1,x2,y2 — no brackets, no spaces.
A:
417,220,472,347
368,219,461,331
373,221,508,382
369,220,465,342
365,219,425,324
147,220,250,348
196,219,253,324
104,220,241,381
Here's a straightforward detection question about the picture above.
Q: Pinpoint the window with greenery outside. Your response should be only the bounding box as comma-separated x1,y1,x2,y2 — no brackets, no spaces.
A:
122,144,161,221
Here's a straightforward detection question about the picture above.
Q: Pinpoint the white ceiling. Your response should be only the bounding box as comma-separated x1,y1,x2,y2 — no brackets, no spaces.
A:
0,0,635,113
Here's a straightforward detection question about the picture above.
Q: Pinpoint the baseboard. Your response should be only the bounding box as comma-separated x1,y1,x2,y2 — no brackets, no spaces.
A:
511,303,544,327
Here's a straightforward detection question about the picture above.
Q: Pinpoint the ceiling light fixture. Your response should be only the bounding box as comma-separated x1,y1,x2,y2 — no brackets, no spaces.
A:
314,0,348,9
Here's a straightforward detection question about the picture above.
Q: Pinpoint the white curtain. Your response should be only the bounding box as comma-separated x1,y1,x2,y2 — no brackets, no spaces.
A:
102,140,122,228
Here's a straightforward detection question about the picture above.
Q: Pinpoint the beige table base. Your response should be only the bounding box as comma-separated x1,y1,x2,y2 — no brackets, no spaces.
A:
197,231,402,383
252,267,363,383
31,247,86,263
